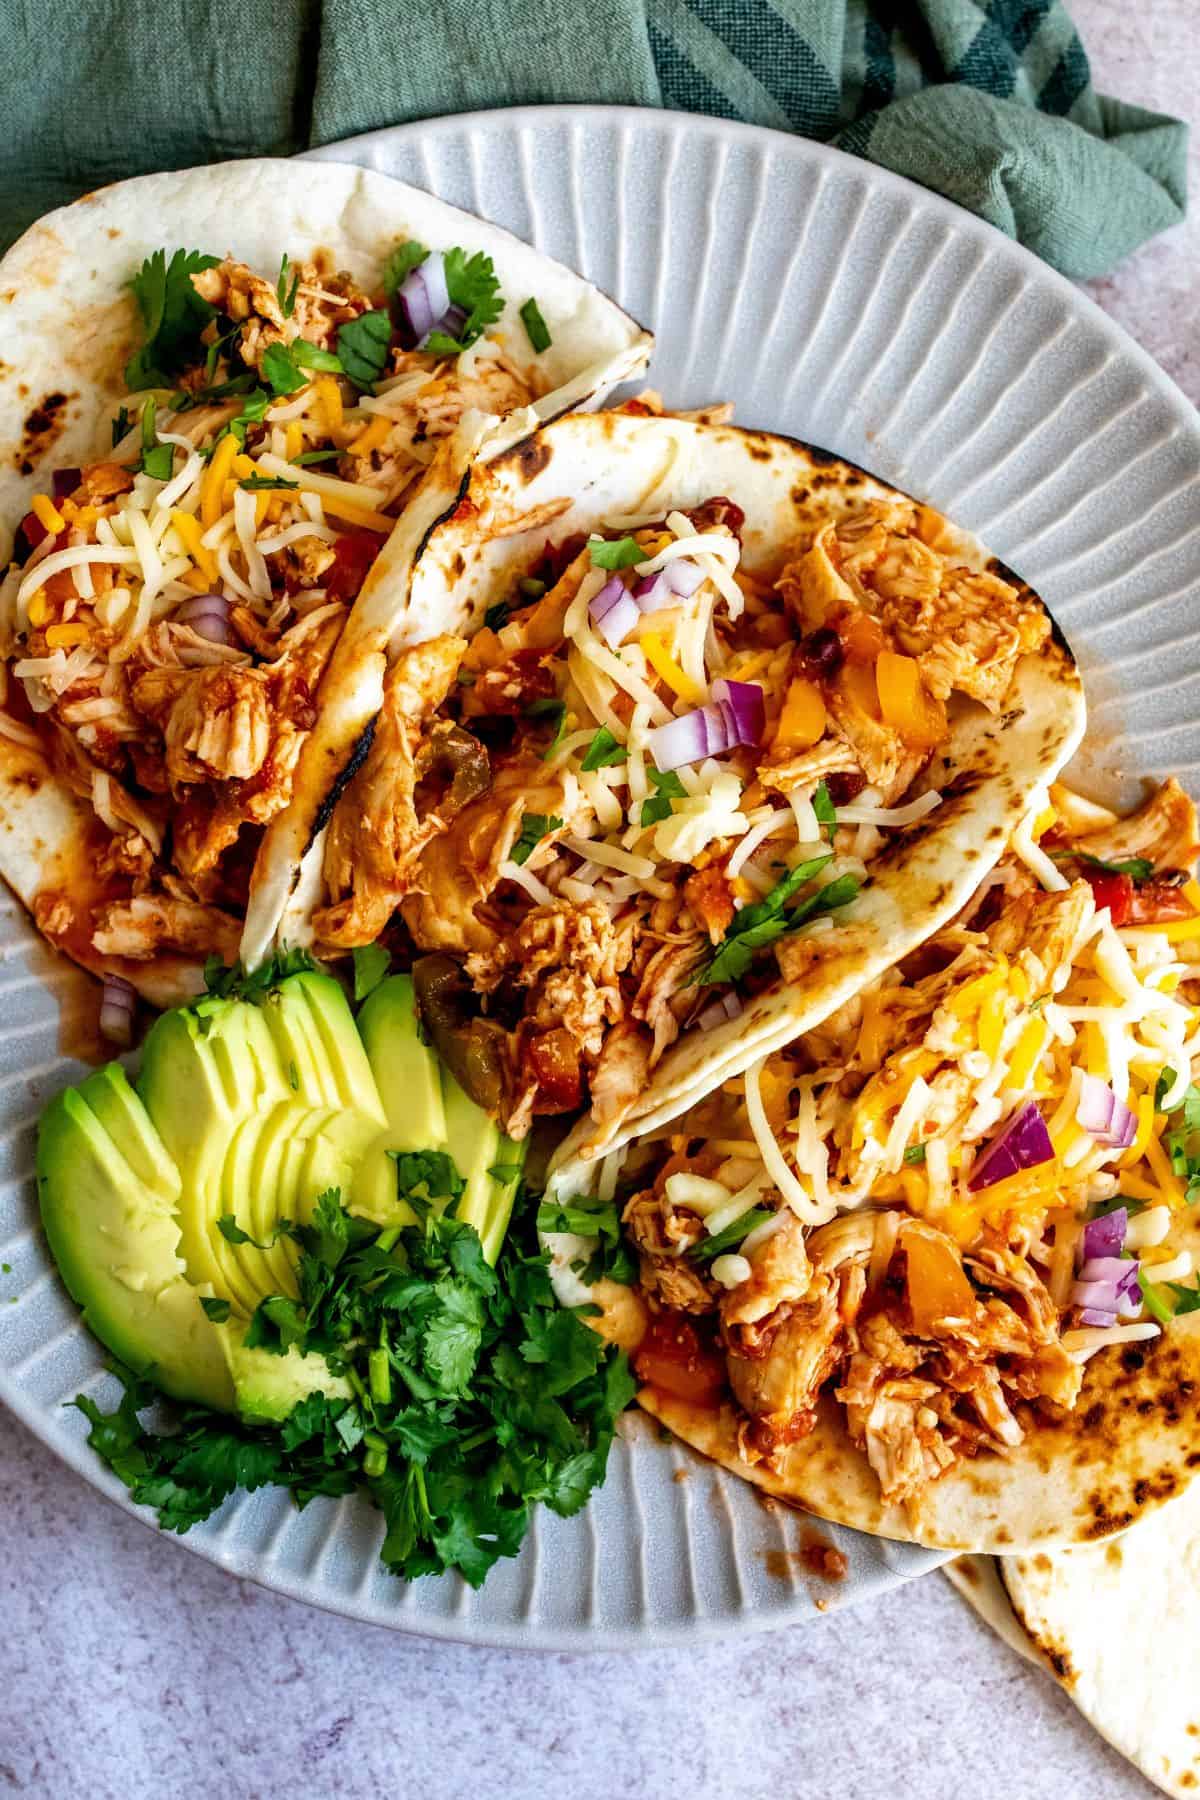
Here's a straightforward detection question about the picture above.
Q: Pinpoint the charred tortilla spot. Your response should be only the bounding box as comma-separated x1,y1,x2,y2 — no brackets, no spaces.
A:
305,713,377,854
515,437,553,483
17,388,69,474
747,441,772,462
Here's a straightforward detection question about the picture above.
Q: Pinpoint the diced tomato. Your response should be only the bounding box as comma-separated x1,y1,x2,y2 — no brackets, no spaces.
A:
526,1027,583,1114
1127,879,1195,925
1080,867,1133,926
633,1313,727,1408
324,529,385,602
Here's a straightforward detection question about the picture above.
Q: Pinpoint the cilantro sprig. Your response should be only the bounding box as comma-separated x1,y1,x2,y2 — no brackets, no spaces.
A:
588,535,643,571
581,728,627,772
536,1196,636,1287
511,812,563,867
74,1187,634,1587
641,768,685,827
125,248,219,389
693,856,860,987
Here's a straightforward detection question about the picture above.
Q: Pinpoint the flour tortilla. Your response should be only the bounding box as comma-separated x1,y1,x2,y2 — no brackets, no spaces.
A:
945,1486,1200,1798
363,407,1084,1168
0,158,651,1000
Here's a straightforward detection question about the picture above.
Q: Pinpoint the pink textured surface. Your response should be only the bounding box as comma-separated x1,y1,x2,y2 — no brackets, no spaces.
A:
1077,0,1199,405
0,13,1193,1797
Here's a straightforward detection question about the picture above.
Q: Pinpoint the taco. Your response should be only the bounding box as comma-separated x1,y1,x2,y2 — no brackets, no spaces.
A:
947,1485,1200,1798
248,407,1084,1148
540,778,1200,1552
0,158,650,1015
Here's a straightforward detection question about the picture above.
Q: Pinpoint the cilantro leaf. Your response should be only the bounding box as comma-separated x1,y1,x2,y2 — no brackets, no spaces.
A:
1071,849,1155,881
1169,1280,1200,1316
519,297,552,353
336,311,392,390
244,1294,309,1356
111,405,131,449
261,338,343,397
510,812,562,867
353,943,391,1002
421,248,505,354
276,253,299,319
382,239,430,299
138,399,174,481
483,600,510,632
694,852,834,987
588,535,643,571
125,248,219,389
536,1196,635,1286
641,768,686,827
202,946,317,1003
238,474,298,491
692,1207,774,1263
813,780,837,837
527,696,567,759
292,449,342,466
216,1213,297,1251
581,727,627,772
199,1296,231,1323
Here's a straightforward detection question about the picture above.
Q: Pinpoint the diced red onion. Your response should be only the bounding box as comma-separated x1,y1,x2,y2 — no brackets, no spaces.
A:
648,680,765,773
1080,1207,1127,1262
589,575,640,649
966,1099,1054,1192
396,251,449,348
633,558,705,610
698,992,743,1031
1075,1072,1137,1151
435,302,469,341
711,678,765,748
1071,1252,1140,1318
1077,1307,1119,1329
99,974,136,1046
1078,1256,1135,1285
176,592,234,645
51,467,81,502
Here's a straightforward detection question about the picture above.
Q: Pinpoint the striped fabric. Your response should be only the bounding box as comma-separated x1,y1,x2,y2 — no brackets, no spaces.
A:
0,0,1186,279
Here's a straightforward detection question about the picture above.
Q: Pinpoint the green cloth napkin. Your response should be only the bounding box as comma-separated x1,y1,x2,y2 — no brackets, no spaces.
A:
0,0,1185,278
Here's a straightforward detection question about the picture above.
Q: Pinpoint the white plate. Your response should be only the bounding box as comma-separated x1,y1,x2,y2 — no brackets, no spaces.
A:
3,106,1199,1649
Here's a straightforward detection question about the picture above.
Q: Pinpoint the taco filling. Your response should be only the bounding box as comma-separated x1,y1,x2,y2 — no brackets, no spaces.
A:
543,779,1200,1515
0,238,566,982
310,482,1053,1138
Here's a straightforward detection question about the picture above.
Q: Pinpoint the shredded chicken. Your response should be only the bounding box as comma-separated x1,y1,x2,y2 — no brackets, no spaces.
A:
986,879,1095,994
90,893,241,962
191,258,369,371
314,635,467,947
1070,776,1199,873
131,664,273,785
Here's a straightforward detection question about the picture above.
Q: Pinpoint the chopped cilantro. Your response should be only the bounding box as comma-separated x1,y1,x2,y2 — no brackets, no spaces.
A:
125,248,219,389
588,535,643,571
199,1296,231,1323
581,727,627,772
421,248,505,355
336,311,392,389
535,1197,635,1287
261,338,342,397
903,1143,927,1165
1169,1280,1200,1316
527,696,568,759
1158,1081,1200,1203
226,388,272,446
292,449,342,466
352,943,392,1002
510,812,562,867
110,405,131,449
640,768,686,827
484,600,511,632
238,474,299,491
812,780,837,837
137,399,173,481
382,239,429,299
276,253,299,318
202,946,317,1003
73,1189,635,1587
1064,849,1155,881
692,1208,774,1263
1090,1194,1146,1218
216,1214,297,1252
519,297,552,353
693,853,835,987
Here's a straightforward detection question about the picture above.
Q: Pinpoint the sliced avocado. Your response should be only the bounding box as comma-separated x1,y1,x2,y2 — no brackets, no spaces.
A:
224,1338,350,1425
355,975,525,1260
443,1072,527,1264
37,1070,233,1411
139,998,353,1421
260,972,386,1123
358,975,446,1145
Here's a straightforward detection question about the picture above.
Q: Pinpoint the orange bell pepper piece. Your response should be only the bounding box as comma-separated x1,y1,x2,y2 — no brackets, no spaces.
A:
875,650,947,751
904,1227,976,1334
